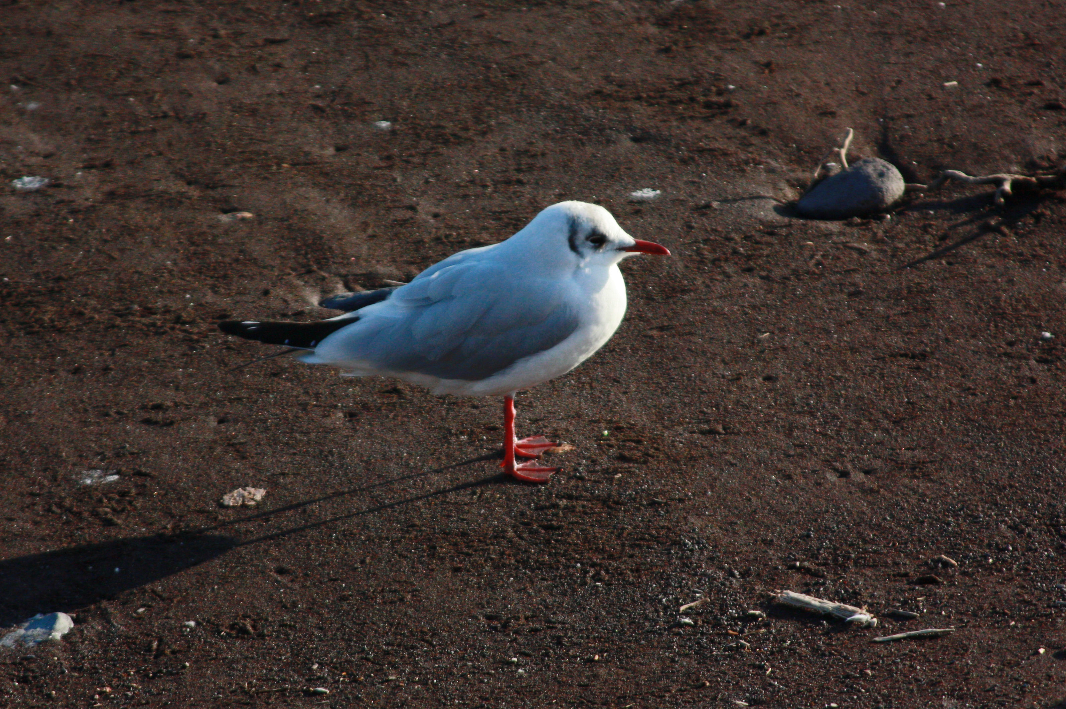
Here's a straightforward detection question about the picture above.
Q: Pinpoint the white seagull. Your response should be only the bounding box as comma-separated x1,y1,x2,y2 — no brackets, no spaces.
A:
220,201,670,483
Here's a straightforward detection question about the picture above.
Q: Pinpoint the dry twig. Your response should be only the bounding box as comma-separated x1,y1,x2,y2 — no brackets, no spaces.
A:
812,128,855,180
873,628,955,643
679,597,708,613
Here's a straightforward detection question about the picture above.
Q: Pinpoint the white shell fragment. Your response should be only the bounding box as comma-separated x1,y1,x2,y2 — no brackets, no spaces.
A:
797,158,904,219
11,176,50,192
629,188,661,201
220,487,267,507
1,613,74,649
79,469,120,486
373,120,393,130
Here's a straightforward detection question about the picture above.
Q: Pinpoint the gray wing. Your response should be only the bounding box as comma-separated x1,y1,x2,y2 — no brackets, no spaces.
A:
311,259,580,381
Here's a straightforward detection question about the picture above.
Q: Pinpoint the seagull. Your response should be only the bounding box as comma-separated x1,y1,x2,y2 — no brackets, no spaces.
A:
219,201,670,483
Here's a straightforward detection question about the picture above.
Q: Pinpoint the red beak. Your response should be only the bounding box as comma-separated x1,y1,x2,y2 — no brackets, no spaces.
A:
623,239,671,256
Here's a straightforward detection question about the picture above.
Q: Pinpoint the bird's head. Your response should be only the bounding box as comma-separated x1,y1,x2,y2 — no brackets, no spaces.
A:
508,201,670,269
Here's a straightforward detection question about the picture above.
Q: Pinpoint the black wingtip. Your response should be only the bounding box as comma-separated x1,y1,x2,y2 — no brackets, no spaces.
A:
218,317,354,348
219,320,258,336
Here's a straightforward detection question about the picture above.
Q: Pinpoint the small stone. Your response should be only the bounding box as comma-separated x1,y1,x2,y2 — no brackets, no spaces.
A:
11,176,50,192
1,613,74,649
886,609,920,620
373,120,392,130
1040,331,1054,341
677,616,695,626
913,574,943,585
796,158,904,219
220,487,266,507
930,554,958,568
744,610,766,621
309,687,330,695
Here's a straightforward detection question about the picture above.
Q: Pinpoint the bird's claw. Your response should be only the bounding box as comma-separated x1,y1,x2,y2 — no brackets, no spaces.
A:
514,436,560,458
504,460,558,484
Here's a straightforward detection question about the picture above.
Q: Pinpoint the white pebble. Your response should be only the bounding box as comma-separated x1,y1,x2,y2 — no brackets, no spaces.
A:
1040,331,1054,341
373,120,393,130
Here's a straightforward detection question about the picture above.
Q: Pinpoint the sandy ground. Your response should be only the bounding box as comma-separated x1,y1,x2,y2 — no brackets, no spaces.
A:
2,1,1066,707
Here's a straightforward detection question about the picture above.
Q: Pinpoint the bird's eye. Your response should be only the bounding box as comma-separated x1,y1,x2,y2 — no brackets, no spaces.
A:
587,231,607,248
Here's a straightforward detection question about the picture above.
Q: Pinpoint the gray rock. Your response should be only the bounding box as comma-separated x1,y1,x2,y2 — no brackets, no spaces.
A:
797,158,904,219
1,613,74,649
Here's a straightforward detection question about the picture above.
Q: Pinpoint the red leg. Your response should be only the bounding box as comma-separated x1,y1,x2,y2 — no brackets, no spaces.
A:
501,394,558,483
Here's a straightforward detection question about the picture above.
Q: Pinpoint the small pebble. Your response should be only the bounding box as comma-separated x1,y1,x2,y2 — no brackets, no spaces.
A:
677,616,695,626
310,687,330,695
913,574,943,585
887,609,920,620
930,554,958,568
1040,331,1054,341
373,120,392,130
183,621,197,628
797,158,904,219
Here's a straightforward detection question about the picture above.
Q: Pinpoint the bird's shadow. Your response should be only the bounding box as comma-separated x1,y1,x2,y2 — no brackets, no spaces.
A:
0,532,238,627
0,453,513,626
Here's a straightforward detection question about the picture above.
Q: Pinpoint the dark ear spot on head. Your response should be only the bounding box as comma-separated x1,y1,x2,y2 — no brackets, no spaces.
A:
567,216,581,254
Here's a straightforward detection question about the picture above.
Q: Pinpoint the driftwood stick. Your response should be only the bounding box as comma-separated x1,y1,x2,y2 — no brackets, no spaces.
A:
837,128,854,170
773,590,878,628
873,628,955,643
813,128,855,180
906,165,1066,206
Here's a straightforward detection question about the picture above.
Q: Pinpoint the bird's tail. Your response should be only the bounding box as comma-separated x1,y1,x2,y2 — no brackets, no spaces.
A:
218,317,355,349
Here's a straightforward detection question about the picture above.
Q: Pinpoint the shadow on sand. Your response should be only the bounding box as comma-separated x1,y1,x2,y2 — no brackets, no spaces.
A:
1,453,514,626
